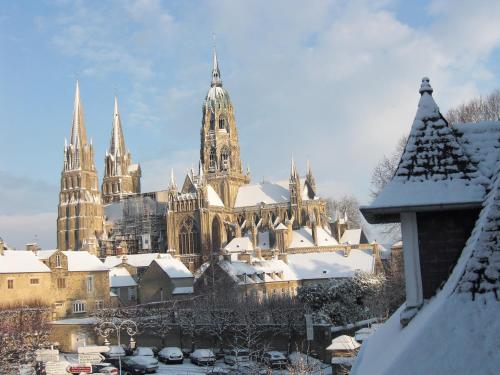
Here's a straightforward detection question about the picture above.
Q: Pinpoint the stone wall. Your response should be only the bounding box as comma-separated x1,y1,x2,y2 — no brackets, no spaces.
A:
0,272,52,306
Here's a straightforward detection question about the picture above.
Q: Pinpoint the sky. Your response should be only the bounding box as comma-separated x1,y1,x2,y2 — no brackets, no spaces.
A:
1,0,500,249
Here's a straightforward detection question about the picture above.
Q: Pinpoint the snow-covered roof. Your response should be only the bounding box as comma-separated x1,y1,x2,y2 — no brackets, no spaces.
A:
109,267,137,287
289,227,339,248
235,180,290,208
62,251,109,272
0,250,51,274
287,250,374,280
36,249,57,260
351,160,500,375
340,229,362,245
153,256,193,279
327,335,361,351
206,185,224,207
172,286,194,295
225,237,253,252
104,253,167,268
218,258,298,284
365,79,492,217
243,230,272,249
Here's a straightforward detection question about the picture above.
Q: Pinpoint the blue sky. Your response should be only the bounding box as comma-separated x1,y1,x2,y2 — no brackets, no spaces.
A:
1,0,500,249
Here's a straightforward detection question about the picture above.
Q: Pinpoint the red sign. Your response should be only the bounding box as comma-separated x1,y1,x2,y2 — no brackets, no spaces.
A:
68,364,92,374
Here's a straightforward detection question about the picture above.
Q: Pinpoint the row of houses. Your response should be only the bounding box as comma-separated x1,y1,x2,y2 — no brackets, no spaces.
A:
0,220,395,318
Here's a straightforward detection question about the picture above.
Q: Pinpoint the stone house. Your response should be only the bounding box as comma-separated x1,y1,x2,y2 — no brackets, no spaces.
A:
109,266,137,306
139,255,194,303
0,249,52,306
36,249,110,319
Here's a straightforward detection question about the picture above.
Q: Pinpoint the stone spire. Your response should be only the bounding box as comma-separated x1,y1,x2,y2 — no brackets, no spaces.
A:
70,80,87,148
211,47,222,87
109,96,126,158
58,81,103,252
290,156,299,181
102,96,141,204
200,48,249,207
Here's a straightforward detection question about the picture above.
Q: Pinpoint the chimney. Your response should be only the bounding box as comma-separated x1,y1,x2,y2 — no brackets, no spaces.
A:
278,253,288,264
121,255,128,264
254,247,262,260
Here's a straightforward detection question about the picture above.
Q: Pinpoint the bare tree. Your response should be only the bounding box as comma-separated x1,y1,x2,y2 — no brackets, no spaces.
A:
370,135,407,198
326,195,361,228
447,90,500,125
0,304,52,374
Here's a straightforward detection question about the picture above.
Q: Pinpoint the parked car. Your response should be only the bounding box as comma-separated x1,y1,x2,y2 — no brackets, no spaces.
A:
158,347,184,364
133,347,155,357
119,357,148,375
91,363,118,375
103,345,126,359
207,368,231,375
224,348,250,365
261,351,288,369
127,356,159,373
190,349,216,366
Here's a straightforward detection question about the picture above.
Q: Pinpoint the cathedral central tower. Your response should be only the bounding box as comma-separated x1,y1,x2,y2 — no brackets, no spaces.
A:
200,50,249,207
57,81,103,252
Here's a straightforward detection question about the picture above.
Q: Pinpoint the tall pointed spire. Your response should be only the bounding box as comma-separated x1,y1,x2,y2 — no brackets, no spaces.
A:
169,168,177,190
70,80,87,147
211,47,222,87
109,96,126,157
290,156,298,180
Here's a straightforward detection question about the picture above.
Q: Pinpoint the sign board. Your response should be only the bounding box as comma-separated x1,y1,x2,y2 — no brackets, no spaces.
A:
35,349,60,363
78,353,105,364
305,313,314,341
68,364,92,374
45,360,69,375
77,346,110,354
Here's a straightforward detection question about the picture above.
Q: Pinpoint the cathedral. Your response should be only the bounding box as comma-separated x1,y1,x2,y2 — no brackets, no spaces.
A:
57,50,362,271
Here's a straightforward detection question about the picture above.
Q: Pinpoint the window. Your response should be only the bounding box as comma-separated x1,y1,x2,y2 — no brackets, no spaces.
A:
57,278,66,289
178,217,200,255
7,279,14,289
94,300,104,310
54,302,64,308
220,147,230,171
55,254,61,268
30,278,39,285
210,112,215,130
209,148,217,171
86,276,94,293
218,117,225,130
73,301,86,313
128,287,136,301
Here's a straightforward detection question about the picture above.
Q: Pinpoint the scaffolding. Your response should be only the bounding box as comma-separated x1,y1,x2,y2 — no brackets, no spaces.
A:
108,192,167,254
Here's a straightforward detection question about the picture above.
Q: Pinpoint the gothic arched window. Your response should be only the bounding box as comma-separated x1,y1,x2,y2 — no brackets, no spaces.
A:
219,117,225,130
220,147,230,171
209,148,217,172
178,217,200,255
210,112,215,130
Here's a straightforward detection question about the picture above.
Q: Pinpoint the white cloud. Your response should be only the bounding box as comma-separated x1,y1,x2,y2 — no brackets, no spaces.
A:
0,212,56,250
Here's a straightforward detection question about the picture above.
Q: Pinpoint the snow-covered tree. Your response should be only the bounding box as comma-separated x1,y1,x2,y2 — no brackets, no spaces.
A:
326,195,361,228
0,305,52,374
298,272,386,325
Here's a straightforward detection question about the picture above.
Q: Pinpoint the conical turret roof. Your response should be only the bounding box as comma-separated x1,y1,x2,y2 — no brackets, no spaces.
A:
70,81,87,148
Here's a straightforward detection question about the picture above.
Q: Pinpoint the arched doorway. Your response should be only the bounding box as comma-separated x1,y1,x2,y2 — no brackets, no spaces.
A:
211,216,222,252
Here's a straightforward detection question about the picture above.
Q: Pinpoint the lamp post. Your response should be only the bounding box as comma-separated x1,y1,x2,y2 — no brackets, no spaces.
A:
96,319,138,375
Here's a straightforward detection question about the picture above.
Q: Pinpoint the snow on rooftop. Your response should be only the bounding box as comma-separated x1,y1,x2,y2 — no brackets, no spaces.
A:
153,256,193,279
340,229,362,245
289,227,339,248
287,250,374,280
453,120,500,181
369,78,491,211
351,159,500,375
235,180,289,207
206,185,224,207
109,267,137,288
62,251,108,272
172,286,194,295
225,237,253,252
244,230,272,249
0,250,51,274
104,253,166,268
327,335,361,351
35,249,57,260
